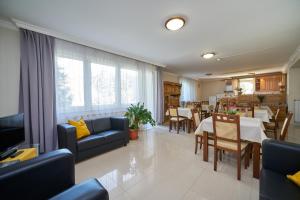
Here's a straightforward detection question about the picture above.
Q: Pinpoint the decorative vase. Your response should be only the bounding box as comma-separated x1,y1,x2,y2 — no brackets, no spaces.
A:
129,129,139,140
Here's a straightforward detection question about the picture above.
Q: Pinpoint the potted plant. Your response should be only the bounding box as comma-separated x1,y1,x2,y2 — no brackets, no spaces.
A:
257,95,265,104
124,102,156,140
235,87,243,95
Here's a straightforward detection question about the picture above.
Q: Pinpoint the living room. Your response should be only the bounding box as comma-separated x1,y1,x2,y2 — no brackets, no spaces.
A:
0,1,300,200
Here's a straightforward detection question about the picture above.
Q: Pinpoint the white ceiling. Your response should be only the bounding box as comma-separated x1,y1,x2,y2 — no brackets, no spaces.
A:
0,0,300,79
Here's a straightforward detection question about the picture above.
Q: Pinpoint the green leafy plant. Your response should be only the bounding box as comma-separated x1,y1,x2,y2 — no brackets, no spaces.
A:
124,103,156,130
257,95,265,103
225,110,238,115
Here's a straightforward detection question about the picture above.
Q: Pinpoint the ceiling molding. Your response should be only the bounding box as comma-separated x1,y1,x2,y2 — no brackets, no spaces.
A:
283,44,300,71
198,66,284,80
0,17,17,30
11,18,166,68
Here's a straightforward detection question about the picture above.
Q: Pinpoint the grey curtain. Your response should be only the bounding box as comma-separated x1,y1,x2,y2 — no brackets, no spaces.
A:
19,29,57,153
156,68,164,124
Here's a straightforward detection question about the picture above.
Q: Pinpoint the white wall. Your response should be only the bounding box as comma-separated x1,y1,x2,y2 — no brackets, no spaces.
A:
288,63,300,123
0,26,20,117
199,79,225,101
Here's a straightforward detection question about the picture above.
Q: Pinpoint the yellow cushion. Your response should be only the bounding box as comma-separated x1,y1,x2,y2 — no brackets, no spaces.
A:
217,139,248,150
195,131,203,136
287,171,300,187
68,118,91,140
170,117,185,121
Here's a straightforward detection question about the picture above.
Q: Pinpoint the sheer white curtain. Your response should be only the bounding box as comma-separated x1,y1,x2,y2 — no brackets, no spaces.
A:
55,39,158,123
179,77,197,102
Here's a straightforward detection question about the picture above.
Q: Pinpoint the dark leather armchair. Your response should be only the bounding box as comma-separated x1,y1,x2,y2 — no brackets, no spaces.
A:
58,117,129,162
260,139,300,200
0,149,109,200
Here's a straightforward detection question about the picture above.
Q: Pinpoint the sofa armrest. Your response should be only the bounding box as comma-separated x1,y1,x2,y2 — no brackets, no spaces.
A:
49,178,109,200
262,139,300,175
57,124,77,155
110,117,128,130
111,117,129,142
0,149,75,200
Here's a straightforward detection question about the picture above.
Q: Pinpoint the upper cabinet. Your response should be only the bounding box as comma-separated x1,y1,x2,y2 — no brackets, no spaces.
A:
255,73,286,92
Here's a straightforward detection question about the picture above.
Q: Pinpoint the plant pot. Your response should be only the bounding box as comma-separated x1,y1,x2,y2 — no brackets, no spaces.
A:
129,129,139,140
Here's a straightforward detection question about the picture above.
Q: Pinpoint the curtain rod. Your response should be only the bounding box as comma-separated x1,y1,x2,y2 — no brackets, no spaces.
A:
12,18,166,68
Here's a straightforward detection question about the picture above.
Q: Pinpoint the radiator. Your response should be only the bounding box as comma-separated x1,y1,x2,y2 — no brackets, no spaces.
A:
295,100,300,123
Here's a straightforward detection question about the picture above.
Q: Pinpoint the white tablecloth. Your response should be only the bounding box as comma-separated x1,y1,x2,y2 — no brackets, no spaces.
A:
254,109,272,123
165,107,193,119
195,116,267,144
260,106,274,117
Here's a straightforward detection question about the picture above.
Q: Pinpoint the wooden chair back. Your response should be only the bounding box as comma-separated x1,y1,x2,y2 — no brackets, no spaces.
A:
201,101,209,105
212,113,241,150
236,105,254,118
274,108,280,121
168,107,178,117
214,102,220,113
192,109,201,131
279,112,293,141
247,106,254,118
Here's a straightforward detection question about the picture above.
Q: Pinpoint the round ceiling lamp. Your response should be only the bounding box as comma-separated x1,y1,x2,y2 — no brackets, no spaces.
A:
165,17,185,31
202,52,216,59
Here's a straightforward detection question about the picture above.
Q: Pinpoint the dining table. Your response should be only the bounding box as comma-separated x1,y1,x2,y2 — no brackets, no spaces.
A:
254,108,273,123
165,107,193,119
195,116,267,179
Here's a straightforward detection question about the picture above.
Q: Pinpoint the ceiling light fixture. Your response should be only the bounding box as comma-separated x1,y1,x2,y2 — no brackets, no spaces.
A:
202,53,216,59
165,17,185,31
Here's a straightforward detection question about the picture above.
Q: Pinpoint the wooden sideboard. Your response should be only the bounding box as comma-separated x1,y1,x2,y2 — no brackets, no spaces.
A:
255,73,286,92
163,81,181,122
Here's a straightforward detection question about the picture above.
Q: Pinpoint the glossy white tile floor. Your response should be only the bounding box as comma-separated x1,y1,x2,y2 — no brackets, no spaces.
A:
75,125,270,200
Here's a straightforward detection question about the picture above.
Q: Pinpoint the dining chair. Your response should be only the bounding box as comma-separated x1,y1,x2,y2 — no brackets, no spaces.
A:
194,108,214,154
214,102,220,113
200,103,207,121
247,106,254,118
279,112,293,141
168,106,186,134
212,113,250,180
265,108,280,139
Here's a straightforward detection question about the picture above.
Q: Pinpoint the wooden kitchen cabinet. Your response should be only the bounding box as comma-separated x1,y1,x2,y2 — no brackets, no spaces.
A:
255,73,284,92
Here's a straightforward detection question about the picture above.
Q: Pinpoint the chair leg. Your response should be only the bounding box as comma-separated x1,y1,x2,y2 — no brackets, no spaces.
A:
244,147,249,169
214,148,218,171
176,121,179,134
195,135,198,154
237,153,241,180
274,129,277,140
183,121,186,132
199,136,203,149
169,121,172,132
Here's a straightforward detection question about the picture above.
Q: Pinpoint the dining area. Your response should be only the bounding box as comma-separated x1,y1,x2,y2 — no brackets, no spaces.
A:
165,101,294,181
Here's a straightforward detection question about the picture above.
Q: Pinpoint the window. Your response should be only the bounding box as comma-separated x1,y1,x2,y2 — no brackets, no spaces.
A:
54,39,157,123
91,63,116,105
239,78,254,94
180,78,197,101
56,57,84,109
121,68,139,105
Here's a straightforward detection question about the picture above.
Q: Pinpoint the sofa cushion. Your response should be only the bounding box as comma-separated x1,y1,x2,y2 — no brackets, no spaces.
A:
92,118,111,133
260,169,300,200
96,130,124,143
77,135,106,151
84,120,94,134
